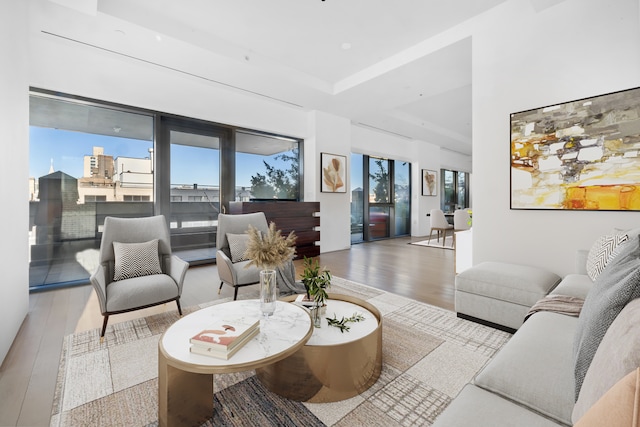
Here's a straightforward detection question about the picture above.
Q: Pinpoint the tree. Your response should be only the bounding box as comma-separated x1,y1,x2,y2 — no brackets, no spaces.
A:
250,148,299,199
369,159,390,203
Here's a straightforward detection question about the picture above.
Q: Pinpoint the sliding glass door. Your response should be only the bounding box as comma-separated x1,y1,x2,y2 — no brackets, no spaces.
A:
166,122,228,263
350,154,411,243
29,89,303,290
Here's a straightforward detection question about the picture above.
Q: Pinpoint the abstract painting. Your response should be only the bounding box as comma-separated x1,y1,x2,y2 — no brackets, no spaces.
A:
321,153,346,193
422,169,437,196
510,86,640,211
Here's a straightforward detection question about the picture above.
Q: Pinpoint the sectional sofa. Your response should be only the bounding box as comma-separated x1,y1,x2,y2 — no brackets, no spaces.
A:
434,229,640,426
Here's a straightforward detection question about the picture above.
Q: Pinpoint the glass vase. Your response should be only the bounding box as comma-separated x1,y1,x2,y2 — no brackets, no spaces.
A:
312,305,322,328
260,269,277,317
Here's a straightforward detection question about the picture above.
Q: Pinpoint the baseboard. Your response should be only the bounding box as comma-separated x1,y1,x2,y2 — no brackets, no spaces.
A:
456,312,517,334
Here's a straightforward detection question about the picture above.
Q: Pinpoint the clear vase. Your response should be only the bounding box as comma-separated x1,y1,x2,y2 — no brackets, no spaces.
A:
260,269,277,317
312,305,322,328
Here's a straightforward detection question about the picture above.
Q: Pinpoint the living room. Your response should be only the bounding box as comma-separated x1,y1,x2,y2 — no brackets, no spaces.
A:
2,0,640,425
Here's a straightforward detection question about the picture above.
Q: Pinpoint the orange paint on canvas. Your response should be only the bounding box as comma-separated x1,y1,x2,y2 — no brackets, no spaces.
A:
564,185,640,210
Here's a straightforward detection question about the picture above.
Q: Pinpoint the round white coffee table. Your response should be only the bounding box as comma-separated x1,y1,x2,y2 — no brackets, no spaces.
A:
158,299,312,427
256,294,382,402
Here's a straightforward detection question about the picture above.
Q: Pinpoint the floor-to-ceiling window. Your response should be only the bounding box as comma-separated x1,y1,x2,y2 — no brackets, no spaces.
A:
28,90,302,291
29,93,155,290
394,160,411,235
441,169,470,213
350,153,411,242
350,153,364,243
235,131,301,201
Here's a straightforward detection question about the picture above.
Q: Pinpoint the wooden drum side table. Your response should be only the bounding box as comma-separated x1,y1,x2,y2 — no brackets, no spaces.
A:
158,299,313,427
255,293,383,403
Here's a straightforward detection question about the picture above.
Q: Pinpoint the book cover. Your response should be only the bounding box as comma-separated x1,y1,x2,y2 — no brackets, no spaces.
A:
190,327,259,360
190,316,260,350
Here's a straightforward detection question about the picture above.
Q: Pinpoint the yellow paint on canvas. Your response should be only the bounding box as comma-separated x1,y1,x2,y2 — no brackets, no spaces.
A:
564,185,640,210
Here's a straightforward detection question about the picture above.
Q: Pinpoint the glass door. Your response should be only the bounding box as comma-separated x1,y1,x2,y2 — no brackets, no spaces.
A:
368,157,392,239
164,120,228,263
394,160,411,236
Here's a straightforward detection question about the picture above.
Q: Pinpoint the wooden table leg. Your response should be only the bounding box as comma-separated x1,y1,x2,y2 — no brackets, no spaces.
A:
158,349,213,427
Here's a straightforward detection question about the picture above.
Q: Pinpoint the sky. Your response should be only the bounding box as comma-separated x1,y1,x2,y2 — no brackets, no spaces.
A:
29,127,290,187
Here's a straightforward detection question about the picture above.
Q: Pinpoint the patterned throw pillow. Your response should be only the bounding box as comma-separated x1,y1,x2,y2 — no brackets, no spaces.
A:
586,233,628,281
113,239,162,281
574,234,640,400
227,233,250,263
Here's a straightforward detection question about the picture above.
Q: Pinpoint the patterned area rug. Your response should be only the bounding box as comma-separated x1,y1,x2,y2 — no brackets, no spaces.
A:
50,277,510,427
410,237,454,250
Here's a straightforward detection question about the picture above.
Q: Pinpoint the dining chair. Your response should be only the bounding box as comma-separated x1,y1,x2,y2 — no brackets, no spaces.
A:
428,209,454,247
453,209,471,231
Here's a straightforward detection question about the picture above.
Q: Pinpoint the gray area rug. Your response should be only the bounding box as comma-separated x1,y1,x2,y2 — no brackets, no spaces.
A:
50,277,510,426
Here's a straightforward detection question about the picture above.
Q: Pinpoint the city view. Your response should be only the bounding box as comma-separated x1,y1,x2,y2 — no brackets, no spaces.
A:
28,107,300,290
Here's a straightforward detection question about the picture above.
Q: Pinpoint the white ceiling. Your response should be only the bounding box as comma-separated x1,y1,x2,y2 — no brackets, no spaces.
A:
43,0,512,155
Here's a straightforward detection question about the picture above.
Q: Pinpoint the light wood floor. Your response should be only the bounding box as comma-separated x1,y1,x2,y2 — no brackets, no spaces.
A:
0,236,454,426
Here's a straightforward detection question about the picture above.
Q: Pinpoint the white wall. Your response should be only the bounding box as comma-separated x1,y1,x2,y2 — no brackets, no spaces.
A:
0,1,30,366
473,0,640,276
307,112,352,252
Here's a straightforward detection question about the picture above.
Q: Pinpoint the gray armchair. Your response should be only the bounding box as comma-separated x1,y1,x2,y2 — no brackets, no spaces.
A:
216,212,269,300
90,215,188,337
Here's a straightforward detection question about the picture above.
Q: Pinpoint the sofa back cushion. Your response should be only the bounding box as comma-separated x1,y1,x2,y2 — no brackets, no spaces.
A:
573,368,640,426
572,298,640,422
573,233,640,400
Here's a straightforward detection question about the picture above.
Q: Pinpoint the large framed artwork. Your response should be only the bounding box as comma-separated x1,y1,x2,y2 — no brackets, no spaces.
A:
510,86,640,211
321,152,347,193
422,169,437,196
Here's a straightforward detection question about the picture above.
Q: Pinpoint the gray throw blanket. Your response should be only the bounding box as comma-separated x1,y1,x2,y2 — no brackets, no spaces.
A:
276,260,307,296
524,295,585,323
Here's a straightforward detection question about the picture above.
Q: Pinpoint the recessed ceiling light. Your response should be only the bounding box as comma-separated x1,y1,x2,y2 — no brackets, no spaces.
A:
155,34,163,42
341,42,351,50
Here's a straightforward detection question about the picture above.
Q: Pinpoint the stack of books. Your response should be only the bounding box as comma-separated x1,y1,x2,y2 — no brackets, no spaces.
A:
189,316,260,360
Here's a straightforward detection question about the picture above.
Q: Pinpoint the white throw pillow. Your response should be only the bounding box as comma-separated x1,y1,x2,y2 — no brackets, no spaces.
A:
113,239,162,281
586,233,628,281
227,233,250,263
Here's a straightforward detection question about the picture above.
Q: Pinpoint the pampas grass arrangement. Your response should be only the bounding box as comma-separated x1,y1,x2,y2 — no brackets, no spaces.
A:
245,222,297,269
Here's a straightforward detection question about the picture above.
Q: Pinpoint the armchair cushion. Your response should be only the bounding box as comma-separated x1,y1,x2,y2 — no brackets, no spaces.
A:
227,233,250,263
113,239,162,281
106,273,179,312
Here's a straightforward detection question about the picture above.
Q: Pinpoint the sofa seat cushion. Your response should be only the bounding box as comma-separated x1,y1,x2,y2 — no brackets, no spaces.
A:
432,384,565,427
548,274,592,299
106,273,179,312
456,262,560,306
474,312,577,424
